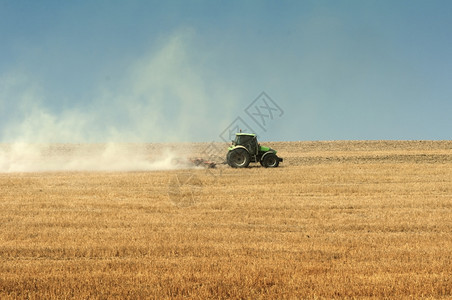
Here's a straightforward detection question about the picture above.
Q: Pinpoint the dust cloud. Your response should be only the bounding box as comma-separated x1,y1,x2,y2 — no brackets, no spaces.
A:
0,30,231,173
0,143,185,173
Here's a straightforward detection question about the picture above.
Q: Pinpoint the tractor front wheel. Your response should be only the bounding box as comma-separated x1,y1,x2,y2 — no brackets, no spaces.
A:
261,153,279,168
228,148,250,168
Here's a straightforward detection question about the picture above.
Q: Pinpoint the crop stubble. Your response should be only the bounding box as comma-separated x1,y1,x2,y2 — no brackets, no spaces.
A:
0,141,451,298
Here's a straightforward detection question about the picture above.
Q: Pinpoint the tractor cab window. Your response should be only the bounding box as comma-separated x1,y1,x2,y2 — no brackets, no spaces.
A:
235,135,257,154
235,135,253,145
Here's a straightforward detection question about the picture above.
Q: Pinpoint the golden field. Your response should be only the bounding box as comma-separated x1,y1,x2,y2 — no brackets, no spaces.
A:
0,141,451,299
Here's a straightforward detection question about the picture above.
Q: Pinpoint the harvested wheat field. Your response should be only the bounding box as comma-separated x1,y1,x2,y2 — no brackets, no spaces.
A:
1,140,451,299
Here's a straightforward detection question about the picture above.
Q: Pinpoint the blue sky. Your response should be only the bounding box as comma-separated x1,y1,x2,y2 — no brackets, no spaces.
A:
0,0,451,142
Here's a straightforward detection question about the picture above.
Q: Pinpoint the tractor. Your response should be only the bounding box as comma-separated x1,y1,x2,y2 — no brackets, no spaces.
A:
226,133,283,168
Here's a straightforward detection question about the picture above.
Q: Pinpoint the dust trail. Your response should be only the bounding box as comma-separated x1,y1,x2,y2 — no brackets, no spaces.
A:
0,143,190,173
0,29,235,172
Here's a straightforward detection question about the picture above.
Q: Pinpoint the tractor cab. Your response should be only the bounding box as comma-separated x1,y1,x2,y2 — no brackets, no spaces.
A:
232,133,258,155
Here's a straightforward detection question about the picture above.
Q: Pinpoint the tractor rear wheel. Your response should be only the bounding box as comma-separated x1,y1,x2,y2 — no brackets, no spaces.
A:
261,153,279,168
228,148,250,168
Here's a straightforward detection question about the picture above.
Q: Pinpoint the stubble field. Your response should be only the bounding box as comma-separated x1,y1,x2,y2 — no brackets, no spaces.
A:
1,140,451,299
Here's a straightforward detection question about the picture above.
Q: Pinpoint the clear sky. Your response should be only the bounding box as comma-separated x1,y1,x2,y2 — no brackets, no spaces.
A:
1,0,451,142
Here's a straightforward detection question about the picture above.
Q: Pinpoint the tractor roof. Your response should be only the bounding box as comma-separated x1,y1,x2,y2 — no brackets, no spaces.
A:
235,133,256,137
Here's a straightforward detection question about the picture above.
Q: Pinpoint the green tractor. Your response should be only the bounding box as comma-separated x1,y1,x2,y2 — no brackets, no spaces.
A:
226,133,283,168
